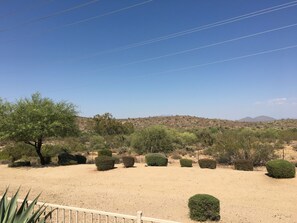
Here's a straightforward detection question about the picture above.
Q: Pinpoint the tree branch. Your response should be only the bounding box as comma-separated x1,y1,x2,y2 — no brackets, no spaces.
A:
24,141,36,147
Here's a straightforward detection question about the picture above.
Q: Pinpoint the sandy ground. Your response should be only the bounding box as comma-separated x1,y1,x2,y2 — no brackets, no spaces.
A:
0,163,296,223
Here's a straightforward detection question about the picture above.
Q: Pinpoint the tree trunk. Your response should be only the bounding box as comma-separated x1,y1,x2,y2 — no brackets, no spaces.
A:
36,138,45,165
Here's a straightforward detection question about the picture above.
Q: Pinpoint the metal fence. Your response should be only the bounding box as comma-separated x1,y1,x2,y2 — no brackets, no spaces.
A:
17,199,181,223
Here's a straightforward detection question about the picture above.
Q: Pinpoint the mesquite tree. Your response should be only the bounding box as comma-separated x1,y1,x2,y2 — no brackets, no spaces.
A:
0,93,79,165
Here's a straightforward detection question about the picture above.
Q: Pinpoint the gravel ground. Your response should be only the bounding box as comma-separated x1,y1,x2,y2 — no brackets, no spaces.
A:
0,163,296,223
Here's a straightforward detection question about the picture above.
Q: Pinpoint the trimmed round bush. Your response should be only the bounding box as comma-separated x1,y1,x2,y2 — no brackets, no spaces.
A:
188,194,220,221
8,160,31,168
58,152,78,165
180,158,193,167
266,159,295,178
145,153,168,166
98,149,112,157
122,156,135,168
234,159,253,171
95,155,115,171
198,159,217,169
75,154,87,164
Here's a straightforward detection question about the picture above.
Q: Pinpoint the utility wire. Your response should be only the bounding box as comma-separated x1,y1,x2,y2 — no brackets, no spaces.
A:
42,43,297,93
0,0,54,19
55,0,153,27
0,0,153,43
87,22,297,70
0,0,100,32
139,44,297,78
69,0,297,61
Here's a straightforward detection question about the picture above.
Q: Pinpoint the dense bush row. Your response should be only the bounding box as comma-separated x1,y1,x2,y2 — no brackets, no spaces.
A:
1,123,297,169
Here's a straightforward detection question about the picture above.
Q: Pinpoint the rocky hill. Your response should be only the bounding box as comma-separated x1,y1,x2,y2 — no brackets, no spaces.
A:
77,115,297,131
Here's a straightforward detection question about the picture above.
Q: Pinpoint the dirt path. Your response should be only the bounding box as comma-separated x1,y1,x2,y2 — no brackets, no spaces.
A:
0,164,296,223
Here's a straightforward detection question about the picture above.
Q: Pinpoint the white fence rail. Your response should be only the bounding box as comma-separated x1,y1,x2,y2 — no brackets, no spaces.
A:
14,198,181,223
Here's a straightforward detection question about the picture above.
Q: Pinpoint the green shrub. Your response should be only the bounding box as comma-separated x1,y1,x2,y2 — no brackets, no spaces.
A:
145,153,168,166
234,159,253,171
122,156,135,168
98,149,112,157
95,156,115,171
188,194,220,221
180,158,192,167
58,152,78,165
75,154,87,164
0,150,10,161
8,160,31,167
266,159,295,178
198,159,217,169
131,126,174,154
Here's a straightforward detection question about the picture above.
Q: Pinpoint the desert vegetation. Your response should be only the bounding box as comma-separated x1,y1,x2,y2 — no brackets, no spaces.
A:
1,93,297,170
1,93,297,222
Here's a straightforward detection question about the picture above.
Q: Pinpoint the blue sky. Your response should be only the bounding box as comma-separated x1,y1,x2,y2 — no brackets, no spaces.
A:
0,0,297,120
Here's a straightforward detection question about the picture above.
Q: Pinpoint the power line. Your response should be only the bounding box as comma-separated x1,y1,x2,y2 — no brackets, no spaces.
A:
139,44,297,78
0,0,153,43
55,0,153,27
68,0,297,61
41,44,297,93
0,0,100,32
87,23,297,71
0,0,54,19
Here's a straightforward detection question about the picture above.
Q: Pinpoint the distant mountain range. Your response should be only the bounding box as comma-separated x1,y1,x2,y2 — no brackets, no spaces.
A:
239,116,276,122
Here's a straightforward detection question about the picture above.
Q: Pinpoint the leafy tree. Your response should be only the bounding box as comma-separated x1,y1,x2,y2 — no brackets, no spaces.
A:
131,125,174,154
93,113,134,135
0,93,79,165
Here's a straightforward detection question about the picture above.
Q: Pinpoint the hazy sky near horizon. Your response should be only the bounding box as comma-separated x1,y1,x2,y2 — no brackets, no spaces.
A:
0,0,297,120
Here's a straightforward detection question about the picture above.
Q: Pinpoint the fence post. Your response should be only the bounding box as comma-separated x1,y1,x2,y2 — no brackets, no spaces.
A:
137,211,142,223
